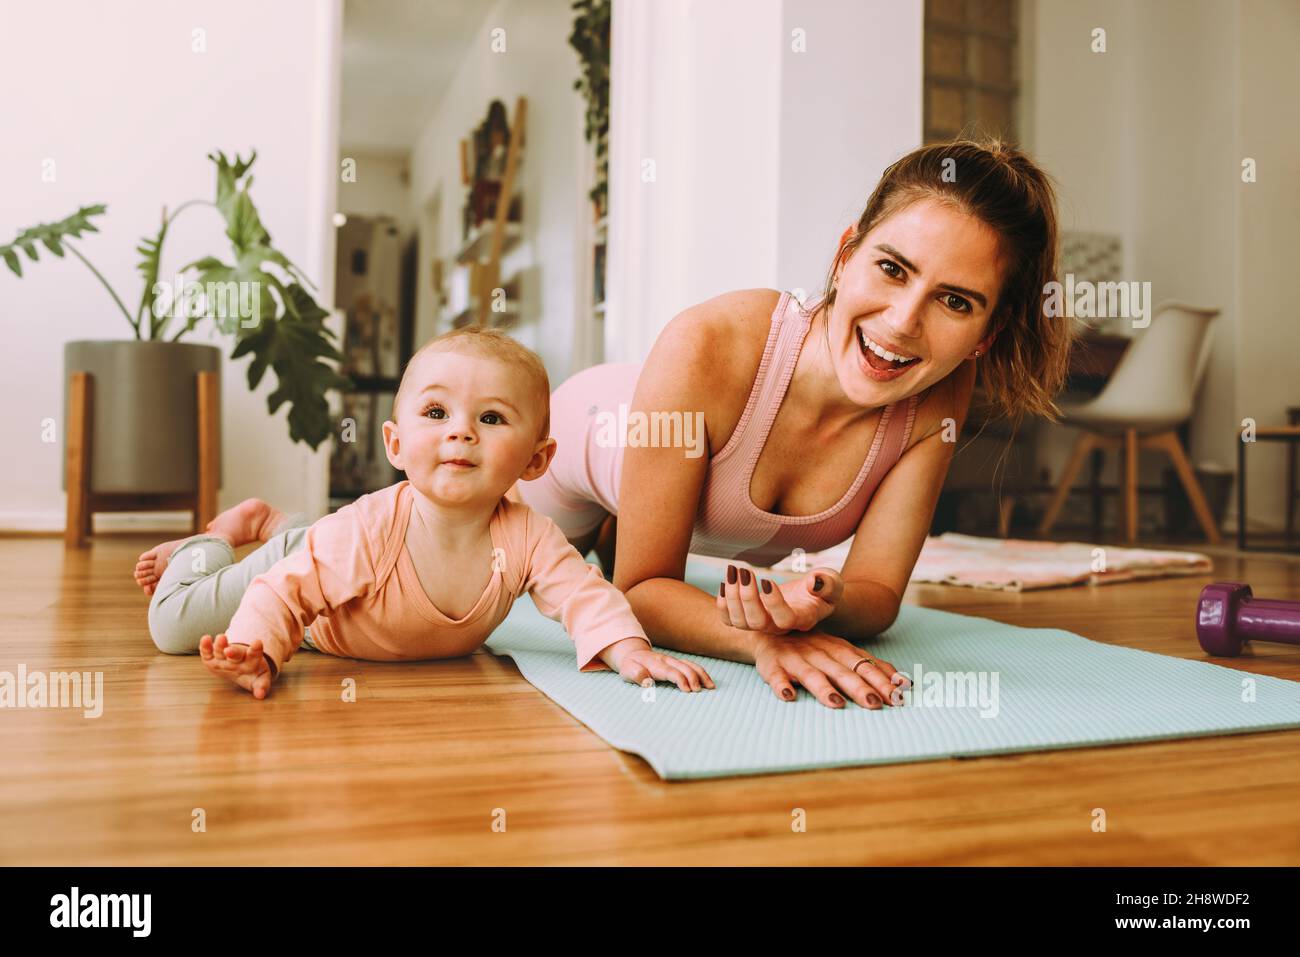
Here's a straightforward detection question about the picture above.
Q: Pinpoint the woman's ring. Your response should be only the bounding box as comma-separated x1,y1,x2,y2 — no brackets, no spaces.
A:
852,657,876,675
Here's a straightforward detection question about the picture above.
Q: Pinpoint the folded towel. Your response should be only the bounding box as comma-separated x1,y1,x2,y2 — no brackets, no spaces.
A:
768,533,1212,591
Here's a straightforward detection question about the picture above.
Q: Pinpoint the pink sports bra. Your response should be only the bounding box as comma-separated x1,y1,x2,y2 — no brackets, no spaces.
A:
687,291,920,565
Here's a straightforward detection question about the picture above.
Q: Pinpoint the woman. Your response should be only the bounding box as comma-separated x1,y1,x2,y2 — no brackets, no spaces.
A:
516,138,1072,710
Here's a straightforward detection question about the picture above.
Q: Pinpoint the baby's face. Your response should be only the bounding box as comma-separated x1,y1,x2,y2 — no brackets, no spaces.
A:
382,351,554,507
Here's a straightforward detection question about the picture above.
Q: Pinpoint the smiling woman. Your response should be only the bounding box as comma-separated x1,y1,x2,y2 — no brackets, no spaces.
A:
823,139,1073,429
517,137,1073,711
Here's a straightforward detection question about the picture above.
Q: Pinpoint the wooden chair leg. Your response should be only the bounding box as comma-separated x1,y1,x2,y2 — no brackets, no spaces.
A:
998,496,1015,538
197,371,220,531
1038,430,1096,537
1150,429,1222,545
1089,448,1106,539
1123,428,1139,543
65,372,92,549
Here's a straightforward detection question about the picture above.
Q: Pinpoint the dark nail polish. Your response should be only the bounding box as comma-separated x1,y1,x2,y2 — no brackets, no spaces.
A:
828,693,845,707
813,576,823,592
719,582,725,597
781,687,794,701
761,578,772,594
739,567,751,586
726,564,737,584
867,693,882,708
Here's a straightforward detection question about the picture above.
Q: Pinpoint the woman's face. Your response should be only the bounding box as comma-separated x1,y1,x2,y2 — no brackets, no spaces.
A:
827,197,1005,407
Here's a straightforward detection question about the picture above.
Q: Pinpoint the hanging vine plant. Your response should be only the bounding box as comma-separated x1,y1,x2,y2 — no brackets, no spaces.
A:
569,0,610,219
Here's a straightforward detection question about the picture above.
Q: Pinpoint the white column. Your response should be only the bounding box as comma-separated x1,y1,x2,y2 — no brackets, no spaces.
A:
605,0,924,364
605,0,783,364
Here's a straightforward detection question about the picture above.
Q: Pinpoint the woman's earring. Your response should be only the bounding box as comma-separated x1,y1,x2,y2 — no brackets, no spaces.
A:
973,349,982,358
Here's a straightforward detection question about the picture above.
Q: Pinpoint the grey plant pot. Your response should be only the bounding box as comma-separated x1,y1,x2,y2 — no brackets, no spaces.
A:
62,340,223,495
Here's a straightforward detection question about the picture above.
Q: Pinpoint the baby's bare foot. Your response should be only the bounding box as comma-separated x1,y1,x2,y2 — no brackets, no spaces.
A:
134,538,192,596
205,498,287,548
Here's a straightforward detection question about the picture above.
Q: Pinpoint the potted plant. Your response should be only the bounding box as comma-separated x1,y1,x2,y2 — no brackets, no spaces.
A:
1,151,349,497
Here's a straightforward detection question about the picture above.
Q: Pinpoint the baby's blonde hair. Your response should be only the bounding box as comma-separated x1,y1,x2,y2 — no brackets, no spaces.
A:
394,327,551,442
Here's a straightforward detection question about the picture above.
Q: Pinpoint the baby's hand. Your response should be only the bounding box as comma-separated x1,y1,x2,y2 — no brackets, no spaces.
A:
599,637,715,693
199,633,275,700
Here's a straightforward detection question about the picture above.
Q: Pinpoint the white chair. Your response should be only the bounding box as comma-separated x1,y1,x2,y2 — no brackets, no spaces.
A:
1038,301,1222,544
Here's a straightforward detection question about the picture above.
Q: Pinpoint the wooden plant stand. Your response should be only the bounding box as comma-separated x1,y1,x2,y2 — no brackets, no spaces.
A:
64,370,220,549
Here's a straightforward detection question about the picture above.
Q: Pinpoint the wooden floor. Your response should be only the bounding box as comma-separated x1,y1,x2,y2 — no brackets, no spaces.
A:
3,531,1299,866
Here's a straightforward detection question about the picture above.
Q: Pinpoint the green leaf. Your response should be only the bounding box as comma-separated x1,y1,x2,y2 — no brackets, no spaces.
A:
134,224,167,337
0,204,109,274
154,152,350,447
3,249,21,277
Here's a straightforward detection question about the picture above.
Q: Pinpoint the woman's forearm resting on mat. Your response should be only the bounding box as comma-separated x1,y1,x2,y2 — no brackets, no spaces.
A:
624,578,760,662
819,577,902,644
625,574,901,658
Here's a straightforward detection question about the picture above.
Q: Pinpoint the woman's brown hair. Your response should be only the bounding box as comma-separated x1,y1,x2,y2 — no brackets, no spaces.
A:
817,137,1073,429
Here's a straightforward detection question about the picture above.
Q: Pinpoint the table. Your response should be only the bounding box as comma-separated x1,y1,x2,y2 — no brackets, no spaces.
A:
1238,418,1300,552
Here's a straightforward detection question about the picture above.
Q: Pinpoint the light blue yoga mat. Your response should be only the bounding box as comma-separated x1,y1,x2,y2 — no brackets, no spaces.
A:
485,559,1300,780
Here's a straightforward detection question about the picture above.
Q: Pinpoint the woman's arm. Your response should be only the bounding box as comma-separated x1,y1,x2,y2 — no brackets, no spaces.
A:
820,359,976,642
611,301,755,659
611,294,905,709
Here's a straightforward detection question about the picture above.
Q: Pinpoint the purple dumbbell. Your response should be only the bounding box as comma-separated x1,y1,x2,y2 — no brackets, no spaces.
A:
1196,582,1300,656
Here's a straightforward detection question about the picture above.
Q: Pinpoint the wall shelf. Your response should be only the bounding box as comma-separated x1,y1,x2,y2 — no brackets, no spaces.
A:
451,96,527,329
455,219,522,264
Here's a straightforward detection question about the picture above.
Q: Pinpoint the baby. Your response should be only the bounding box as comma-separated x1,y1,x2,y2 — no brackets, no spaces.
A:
134,327,713,699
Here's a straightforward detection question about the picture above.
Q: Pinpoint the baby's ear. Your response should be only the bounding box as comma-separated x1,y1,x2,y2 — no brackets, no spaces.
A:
519,437,558,481
381,419,403,469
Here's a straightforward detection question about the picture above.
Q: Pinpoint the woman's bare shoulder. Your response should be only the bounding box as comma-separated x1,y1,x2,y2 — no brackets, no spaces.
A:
650,288,783,393
636,289,784,452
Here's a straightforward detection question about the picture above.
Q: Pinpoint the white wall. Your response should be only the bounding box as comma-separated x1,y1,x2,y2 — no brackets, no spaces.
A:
1126,0,1239,491
337,151,414,237
406,0,588,382
0,0,341,531
606,0,924,363
777,0,925,300
1235,0,1300,533
1024,0,1300,533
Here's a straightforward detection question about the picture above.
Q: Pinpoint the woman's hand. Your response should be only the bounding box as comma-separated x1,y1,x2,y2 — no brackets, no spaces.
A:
750,629,910,710
598,637,715,693
717,564,844,634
